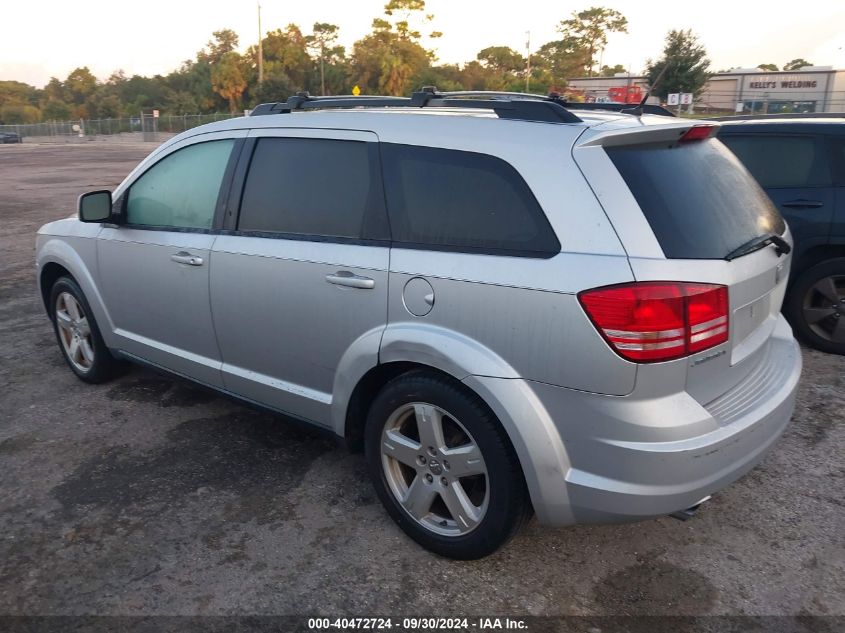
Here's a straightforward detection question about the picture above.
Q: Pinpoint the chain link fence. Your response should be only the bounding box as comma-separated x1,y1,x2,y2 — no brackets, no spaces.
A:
0,113,242,143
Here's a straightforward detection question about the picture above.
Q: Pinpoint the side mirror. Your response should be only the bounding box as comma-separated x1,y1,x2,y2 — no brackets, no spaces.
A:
78,190,113,222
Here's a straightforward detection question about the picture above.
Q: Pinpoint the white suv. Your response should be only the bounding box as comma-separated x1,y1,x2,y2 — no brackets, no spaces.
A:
36,90,802,559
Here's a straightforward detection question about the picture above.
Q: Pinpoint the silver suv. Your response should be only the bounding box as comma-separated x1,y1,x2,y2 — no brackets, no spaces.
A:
36,91,802,559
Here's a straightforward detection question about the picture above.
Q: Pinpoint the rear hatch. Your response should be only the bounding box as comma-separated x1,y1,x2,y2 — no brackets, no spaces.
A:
573,119,792,404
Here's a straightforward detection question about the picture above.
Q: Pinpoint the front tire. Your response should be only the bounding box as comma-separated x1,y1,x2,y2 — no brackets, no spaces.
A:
364,370,529,559
50,276,123,383
784,258,845,355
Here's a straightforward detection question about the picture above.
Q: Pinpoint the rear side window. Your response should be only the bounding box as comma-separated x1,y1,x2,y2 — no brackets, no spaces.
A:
381,144,560,256
607,138,785,260
126,139,234,229
719,134,830,188
829,137,845,186
238,137,387,240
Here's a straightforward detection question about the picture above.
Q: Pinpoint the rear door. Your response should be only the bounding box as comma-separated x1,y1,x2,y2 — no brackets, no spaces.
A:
718,132,834,259
209,129,390,426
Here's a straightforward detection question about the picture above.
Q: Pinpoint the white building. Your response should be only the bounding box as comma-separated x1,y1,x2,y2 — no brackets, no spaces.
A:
567,66,845,114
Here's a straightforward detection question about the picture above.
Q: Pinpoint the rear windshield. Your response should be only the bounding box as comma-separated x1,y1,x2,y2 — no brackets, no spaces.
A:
606,138,785,259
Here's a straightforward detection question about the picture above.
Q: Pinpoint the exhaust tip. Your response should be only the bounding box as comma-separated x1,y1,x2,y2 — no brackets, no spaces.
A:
670,495,711,522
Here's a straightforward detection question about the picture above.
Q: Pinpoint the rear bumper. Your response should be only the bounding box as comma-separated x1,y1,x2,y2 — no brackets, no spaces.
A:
467,315,801,526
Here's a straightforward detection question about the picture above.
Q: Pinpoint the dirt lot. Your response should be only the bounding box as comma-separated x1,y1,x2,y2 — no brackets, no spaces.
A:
0,143,843,619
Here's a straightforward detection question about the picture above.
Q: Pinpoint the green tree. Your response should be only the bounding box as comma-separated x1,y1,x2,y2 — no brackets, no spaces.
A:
211,51,248,112
0,104,41,124
645,29,710,100
757,63,778,71
165,60,220,113
63,67,99,117
475,46,525,90
558,7,627,76
41,100,71,120
350,3,433,96
250,25,313,92
199,29,240,64
600,63,627,77
532,37,587,90
783,58,811,71
306,23,341,95
0,80,41,109
383,0,441,43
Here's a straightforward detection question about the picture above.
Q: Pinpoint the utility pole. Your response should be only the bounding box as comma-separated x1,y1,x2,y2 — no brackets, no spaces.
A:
525,31,531,93
257,3,264,85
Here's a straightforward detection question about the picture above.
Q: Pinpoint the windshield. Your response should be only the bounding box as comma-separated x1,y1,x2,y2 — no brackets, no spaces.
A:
606,138,785,259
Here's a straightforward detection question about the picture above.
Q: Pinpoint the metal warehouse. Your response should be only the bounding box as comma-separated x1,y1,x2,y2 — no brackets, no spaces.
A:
567,66,845,114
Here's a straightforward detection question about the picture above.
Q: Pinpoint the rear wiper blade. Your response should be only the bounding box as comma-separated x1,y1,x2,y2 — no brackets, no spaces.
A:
725,233,791,261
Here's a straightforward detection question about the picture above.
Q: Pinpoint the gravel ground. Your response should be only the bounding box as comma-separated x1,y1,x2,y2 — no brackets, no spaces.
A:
0,143,843,619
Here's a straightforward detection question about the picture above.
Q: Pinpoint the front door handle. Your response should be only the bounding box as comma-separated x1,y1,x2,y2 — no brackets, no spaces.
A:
782,199,824,209
326,271,375,289
170,252,204,266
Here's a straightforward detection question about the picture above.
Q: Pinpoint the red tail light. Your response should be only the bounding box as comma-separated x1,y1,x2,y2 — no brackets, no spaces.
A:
578,282,729,363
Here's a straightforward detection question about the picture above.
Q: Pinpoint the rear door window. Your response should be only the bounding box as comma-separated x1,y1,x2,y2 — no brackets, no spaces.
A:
237,137,388,240
829,137,845,186
380,143,560,256
606,138,785,260
719,134,830,188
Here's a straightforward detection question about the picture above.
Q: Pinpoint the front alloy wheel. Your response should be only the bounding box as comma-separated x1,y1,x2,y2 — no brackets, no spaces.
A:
55,291,95,372
49,276,123,383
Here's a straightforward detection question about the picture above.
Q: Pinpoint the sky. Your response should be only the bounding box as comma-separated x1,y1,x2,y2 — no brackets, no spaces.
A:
2,0,844,87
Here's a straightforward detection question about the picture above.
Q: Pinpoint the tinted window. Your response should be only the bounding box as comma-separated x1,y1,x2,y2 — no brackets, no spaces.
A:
607,138,785,260
126,140,234,228
381,144,559,255
830,137,845,186
238,138,385,239
719,134,829,188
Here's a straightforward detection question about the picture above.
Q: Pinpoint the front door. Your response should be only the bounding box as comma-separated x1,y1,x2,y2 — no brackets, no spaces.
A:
97,136,239,387
209,130,390,426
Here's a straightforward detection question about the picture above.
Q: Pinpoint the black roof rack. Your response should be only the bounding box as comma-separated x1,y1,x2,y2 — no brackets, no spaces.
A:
250,87,583,124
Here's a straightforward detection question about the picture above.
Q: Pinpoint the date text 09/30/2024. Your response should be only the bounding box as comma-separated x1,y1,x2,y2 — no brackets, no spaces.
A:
307,617,528,630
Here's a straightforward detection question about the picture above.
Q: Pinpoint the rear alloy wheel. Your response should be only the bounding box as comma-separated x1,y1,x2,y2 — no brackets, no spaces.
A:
365,371,529,559
381,402,489,537
50,276,124,383
786,258,845,355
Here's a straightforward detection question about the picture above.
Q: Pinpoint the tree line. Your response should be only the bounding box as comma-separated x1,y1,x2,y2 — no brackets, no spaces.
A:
0,2,735,124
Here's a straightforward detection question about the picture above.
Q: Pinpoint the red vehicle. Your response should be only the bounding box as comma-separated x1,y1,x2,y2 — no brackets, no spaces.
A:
607,85,643,104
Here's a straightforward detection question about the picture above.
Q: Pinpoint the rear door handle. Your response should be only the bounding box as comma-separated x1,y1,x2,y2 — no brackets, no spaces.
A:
170,252,204,266
326,271,375,289
782,199,824,209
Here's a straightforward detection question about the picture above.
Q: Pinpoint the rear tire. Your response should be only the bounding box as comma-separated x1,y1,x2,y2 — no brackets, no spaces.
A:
50,276,124,383
784,258,845,355
364,370,529,559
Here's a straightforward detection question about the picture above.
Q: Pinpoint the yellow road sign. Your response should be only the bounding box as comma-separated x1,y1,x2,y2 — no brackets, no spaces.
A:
352,85,361,96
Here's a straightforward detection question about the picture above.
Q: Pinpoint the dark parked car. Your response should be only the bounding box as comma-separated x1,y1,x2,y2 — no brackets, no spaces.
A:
718,116,845,355
0,131,22,143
